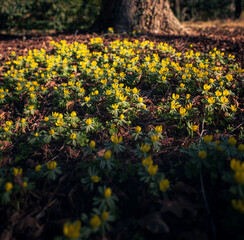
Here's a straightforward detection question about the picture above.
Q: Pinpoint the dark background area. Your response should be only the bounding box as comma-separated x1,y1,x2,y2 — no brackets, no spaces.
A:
0,0,243,33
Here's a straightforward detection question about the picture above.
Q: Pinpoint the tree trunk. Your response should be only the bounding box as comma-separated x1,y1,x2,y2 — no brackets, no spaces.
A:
116,0,189,34
93,0,190,35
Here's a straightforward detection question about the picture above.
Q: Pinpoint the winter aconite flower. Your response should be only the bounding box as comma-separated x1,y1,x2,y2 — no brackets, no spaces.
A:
104,188,112,198
101,211,109,221
151,135,159,142
135,126,141,133
47,161,57,170
90,176,101,183
190,125,198,132
198,150,207,159
203,135,213,143
85,118,92,125
238,144,244,152
142,156,153,167
228,137,237,146
70,111,76,117
159,179,170,192
104,150,112,160
13,168,22,176
49,129,55,135
35,165,42,172
63,220,81,239
141,144,151,153
148,164,158,176
208,97,215,104
70,133,76,139
111,135,122,144
232,199,244,214
4,182,13,192
90,215,101,228
155,126,162,133
89,140,96,149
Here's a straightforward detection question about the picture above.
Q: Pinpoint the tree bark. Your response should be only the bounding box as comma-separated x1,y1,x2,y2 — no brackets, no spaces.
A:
93,0,190,35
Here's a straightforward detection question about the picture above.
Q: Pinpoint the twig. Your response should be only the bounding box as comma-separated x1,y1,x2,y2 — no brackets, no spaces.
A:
200,116,205,138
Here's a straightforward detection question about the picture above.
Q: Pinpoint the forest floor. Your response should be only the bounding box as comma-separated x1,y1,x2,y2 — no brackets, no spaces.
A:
0,21,243,240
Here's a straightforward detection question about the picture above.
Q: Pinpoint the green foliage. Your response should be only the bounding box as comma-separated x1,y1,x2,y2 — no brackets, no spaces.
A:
0,0,101,31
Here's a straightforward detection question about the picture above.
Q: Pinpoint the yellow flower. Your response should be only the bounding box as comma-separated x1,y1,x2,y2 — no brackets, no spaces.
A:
71,111,76,117
90,176,101,183
47,161,57,170
28,105,34,110
21,118,26,123
6,121,13,126
223,89,229,96
208,97,215,104
151,135,159,142
221,96,228,104
44,117,49,121
49,129,55,135
172,93,179,100
101,211,109,221
180,83,185,88
159,179,170,192
104,150,112,160
111,124,116,129
198,150,207,159
89,140,96,149
30,93,35,99
135,126,141,133
232,199,244,214
35,165,42,172
179,107,187,116
119,114,124,120
141,144,151,153
85,118,92,125
186,94,191,99
104,188,112,198
228,137,237,146
112,104,119,110
203,84,211,91
90,215,101,228
148,164,158,176
209,78,214,84
215,90,222,97
106,90,112,95
203,135,213,143
234,171,244,185
84,96,90,102
4,182,13,192
34,132,39,137
226,74,233,81
22,181,28,188
238,144,244,152
185,103,192,110
142,156,153,167
55,118,64,127
4,127,9,132
70,133,76,139
132,87,140,94
111,135,122,144
231,105,237,112
190,125,198,132
63,220,81,239
138,97,143,103
155,125,162,133
13,168,23,176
